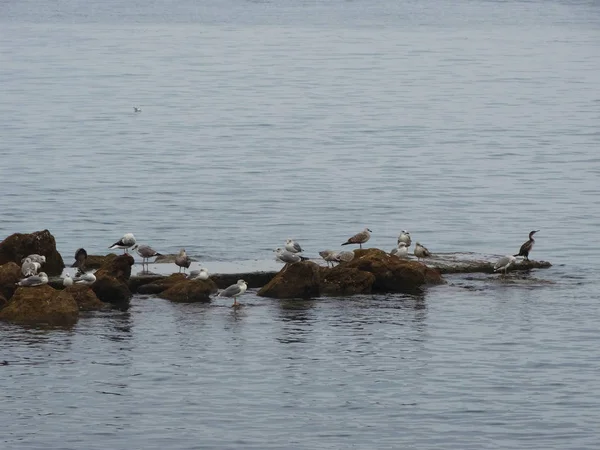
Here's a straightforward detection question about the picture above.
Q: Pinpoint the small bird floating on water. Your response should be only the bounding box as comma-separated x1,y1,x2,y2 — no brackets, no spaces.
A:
397,230,412,248
341,228,372,249
494,255,517,277
109,233,136,254
218,279,247,307
285,239,303,254
414,242,431,261
133,107,142,113
514,230,539,261
175,248,191,273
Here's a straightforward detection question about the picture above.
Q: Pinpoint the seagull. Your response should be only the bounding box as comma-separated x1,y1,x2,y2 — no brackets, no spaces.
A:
22,254,46,265
494,255,517,276
390,242,409,259
188,268,209,281
73,272,96,285
16,272,48,287
72,248,88,273
397,230,412,248
414,242,431,261
341,228,372,249
218,279,248,307
335,251,355,263
514,230,539,261
175,248,191,273
62,273,74,287
319,250,339,267
285,239,303,254
133,107,142,113
274,248,306,264
109,233,136,254
21,258,38,277
134,244,162,270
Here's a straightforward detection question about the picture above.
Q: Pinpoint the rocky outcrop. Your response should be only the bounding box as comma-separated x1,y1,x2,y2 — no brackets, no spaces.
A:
159,279,218,303
320,266,375,296
0,285,78,326
65,285,108,311
82,254,118,270
0,230,65,276
0,262,22,301
258,261,321,299
347,249,444,292
91,254,134,309
136,273,187,295
427,253,552,274
0,294,7,310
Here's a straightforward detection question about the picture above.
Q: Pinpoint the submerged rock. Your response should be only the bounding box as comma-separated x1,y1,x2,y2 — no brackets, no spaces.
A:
258,261,321,299
0,285,78,326
0,230,65,276
427,252,552,274
90,254,134,309
0,262,22,301
136,273,187,295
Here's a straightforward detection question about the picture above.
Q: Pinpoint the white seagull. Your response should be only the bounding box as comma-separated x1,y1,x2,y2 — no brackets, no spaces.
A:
16,272,48,287
218,279,248,307
21,258,39,277
414,242,432,261
390,242,409,259
62,273,74,287
109,233,137,254
74,272,96,285
494,255,517,277
189,268,209,281
285,239,303,254
397,231,412,247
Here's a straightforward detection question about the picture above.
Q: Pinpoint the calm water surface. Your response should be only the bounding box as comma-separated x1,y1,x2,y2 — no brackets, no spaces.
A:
1,0,600,448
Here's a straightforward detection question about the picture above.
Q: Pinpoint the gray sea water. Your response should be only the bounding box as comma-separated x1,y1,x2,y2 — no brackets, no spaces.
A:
2,0,600,448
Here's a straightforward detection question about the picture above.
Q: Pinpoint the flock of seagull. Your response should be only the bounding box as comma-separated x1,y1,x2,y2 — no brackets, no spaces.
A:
13,228,540,303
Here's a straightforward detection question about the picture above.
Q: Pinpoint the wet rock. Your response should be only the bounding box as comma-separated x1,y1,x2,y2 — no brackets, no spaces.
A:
211,272,276,290
0,262,22,301
82,254,118,270
91,273,132,310
258,261,321,299
154,254,198,264
65,285,108,311
347,248,445,293
0,230,65,276
320,266,375,296
94,254,134,281
159,279,218,303
427,252,552,274
0,294,7,310
0,285,78,326
128,273,165,294
136,273,187,295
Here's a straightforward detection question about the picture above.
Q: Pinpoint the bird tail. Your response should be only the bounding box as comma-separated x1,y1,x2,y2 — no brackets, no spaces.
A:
299,255,309,261
513,253,520,257
341,241,350,246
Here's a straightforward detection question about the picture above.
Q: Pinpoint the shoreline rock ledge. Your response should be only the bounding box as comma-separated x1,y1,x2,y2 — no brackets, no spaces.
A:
258,248,445,299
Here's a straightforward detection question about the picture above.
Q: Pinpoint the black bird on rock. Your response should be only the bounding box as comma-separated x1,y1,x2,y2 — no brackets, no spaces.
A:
514,230,539,261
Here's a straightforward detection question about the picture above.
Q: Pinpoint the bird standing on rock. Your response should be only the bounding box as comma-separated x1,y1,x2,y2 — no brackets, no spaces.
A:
109,233,136,254
390,242,409,259
74,272,96,285
341,228,372,249
494,255,517,277
414,242,431,261
175,249,191,273
397,231,412,248
514,230,539,261
285,239,303,254
274,248,307,264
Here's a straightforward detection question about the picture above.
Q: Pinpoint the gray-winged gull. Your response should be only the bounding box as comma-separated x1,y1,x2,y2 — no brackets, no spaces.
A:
16,272,48,287
175,248,191,273
189,268,209,281
218,279,247,306
109,233,137,254
285,239,303,254
494,255,517,276
414,242,431,261
134,244,162,269
341,228,372,249
390,242,409,259
397,231,412,248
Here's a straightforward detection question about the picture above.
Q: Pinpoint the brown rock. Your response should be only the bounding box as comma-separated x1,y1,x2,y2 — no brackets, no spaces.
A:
0,285,78,326
159,279,218,303
0,262,22,300
347,248,445,292
258,261,321,299
65,285,108,311
128,274,166,294
320,266,375,296
94,254,134,282
0,294,7,310
83,254,118,270
91,273,132,310
0,230,65,276
136,273,187,295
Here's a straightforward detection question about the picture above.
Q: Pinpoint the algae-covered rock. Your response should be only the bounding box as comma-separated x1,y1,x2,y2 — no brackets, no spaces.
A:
94,254,134,282
91,273,132,310
65,285,108,311
159,279,218,303
0,262,22,301
82,254,118,270
0,294,7,310
0,230,65,276
136,273,187,295
258,261,321,299
0,285,78,326
320,266,375,296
